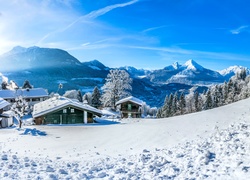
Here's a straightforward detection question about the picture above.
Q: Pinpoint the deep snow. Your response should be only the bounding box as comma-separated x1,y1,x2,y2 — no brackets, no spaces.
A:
1,98,250,179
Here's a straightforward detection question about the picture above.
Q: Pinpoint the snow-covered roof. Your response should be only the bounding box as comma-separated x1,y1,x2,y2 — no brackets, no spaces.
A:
0,98,10,109
33,96,102,118
0,88,48,99
115,96,143,106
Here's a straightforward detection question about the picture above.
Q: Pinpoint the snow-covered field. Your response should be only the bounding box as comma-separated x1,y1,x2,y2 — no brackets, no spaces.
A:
1,98,250,179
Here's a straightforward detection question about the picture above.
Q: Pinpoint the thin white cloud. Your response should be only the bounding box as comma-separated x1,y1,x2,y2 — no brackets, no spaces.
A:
38,0,139,44
142,25,167,33
230,25,249,35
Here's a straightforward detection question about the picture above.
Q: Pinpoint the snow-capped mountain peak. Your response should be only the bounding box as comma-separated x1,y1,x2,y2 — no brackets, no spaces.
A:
182,59,204,71
219,65,249,76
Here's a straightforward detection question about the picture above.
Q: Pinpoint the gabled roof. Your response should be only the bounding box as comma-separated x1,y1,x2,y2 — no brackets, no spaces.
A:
115,96,144,106
32,96,102,118
0,88,48,99
0,98,10,109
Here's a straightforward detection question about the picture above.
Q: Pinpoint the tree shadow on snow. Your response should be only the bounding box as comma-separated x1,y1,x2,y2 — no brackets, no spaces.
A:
20,128,47,136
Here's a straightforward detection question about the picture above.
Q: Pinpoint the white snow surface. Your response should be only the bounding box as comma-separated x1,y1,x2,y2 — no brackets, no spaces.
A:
1,98,250,179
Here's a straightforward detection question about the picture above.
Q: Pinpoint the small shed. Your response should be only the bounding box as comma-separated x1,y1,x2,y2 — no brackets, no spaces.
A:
115,96,143,118
0,111,14,128
0,98,13,128
32,95,102,125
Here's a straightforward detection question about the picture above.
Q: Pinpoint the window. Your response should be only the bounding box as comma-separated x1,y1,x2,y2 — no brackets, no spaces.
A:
63,109,67,113
128,104,132,111
71,109,75,113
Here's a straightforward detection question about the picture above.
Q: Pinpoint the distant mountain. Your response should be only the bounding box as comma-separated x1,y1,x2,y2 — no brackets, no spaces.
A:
146,59,223,85
0,46,82,71
0,46,109,96
0,46,248,107
219,66,250,80
119,66,151,78
82,60,109,71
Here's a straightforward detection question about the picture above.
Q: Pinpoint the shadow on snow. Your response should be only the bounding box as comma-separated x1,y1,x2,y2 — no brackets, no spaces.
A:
20,128,47,136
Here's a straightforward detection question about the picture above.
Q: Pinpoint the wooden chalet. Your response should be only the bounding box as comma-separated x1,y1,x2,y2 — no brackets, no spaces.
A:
32,95,102,125
115,96,143,118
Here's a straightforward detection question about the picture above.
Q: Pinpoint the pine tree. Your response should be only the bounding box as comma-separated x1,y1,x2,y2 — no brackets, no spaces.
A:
156,108,163,118
222,82,228,104
194,91,200,112
91,86,101,108
167,93,174,116
179,93,186,114
1,81,8,90
238,68,247,80
77,90,83,102
204,90,213,110
22,80,32,89
172,92,178,115
83,92,92,105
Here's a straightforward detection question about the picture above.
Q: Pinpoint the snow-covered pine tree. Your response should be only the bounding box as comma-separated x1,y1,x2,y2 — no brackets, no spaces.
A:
179,92,186,114
227,79,235,103
156,108,163,118
1,81,8,90
211,85,220,108
238,68,247,81
194,91,200,112
101,69,132,108
22,80,32,89
161,94,169,117
222,81,228,104
77,90,83,102
167,93,174,116
141,102,149,117
204,90,213,110
83,92,92,105
91,86,101,108
172,92,178,115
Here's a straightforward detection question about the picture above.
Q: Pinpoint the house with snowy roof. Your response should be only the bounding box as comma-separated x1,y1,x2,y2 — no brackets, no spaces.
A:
32,95,102,125
115,96,144,118
0,88,49,107
0,98,13,128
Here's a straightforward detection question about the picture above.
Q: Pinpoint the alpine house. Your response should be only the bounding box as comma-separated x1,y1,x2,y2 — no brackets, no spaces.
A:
32,95,102,125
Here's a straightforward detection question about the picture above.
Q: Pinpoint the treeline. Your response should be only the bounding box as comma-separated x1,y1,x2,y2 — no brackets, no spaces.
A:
157,69,248,118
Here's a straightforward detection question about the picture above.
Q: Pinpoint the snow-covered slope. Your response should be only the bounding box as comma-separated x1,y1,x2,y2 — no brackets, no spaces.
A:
1,98,250,179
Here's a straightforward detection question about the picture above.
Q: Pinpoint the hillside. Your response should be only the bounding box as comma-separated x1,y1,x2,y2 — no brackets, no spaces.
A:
0,97,250,179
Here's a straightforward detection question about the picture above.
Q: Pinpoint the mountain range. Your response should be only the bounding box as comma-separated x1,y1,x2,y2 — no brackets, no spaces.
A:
0,46,249,107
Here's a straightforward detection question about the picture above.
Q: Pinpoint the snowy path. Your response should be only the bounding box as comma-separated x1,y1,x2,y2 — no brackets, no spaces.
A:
1,98,250,179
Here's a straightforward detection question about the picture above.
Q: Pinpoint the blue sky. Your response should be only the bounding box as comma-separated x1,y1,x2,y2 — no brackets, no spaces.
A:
0,0,250,70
